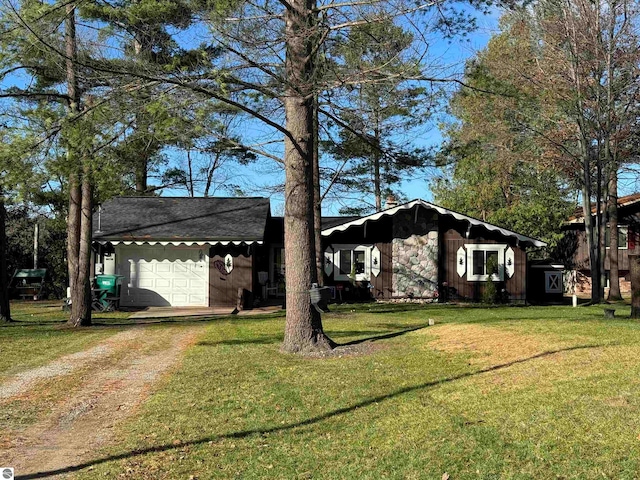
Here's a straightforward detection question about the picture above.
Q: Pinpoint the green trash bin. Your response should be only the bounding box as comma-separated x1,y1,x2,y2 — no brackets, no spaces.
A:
95,274,124,311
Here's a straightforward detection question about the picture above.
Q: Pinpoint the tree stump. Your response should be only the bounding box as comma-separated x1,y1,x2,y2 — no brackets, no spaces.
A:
604,308,615,319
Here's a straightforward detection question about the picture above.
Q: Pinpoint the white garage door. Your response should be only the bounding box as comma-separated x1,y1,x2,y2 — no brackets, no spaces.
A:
116,245,208,307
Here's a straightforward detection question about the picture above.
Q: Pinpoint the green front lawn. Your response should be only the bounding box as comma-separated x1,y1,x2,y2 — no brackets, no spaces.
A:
66,302,640,479
0,301,133,376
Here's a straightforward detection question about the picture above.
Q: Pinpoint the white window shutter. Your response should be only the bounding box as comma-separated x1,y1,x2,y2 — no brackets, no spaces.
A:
224,254,234,273
505,247,515,278
457,247,466,277
371,246,381,277
324,247,334,277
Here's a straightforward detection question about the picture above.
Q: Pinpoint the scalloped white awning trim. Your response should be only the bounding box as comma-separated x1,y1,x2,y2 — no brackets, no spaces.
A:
321,199,547,248
96,240,263,246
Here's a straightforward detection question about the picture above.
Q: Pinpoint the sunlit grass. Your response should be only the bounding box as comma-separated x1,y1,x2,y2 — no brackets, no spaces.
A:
66,301,640,479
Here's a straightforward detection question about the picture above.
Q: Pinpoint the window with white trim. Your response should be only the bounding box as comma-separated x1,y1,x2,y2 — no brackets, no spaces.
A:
333,245,371,281
605,225,628,249
466,244,507,282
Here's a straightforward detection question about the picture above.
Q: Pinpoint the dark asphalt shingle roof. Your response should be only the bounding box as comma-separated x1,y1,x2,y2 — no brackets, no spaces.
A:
568,192,640,222
322,216,361,229
268,216,362,231
93,197,270,242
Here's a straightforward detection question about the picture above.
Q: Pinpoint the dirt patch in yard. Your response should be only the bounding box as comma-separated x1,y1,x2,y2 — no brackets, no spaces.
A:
0,325,201,479
0,329,145,399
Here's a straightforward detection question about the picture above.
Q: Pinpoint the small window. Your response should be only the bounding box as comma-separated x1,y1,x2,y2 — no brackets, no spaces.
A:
339,250,352,276
472,250,499,276
354,251,366,274
333,245,372,281
605,226,628,249
466,244,506,282
619,228,628,249
472,250,484,276
486,251,499,274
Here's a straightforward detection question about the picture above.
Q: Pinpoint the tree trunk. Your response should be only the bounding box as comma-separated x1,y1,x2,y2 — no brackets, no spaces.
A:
69,163,92,326
204,152,222,197
67,169,81,303
373,119,382,212
0,193,11,322
578,129,601,304
281,0,334,353
597,157,606,302
313,96,324,286
607,169,622,300
65,0,81,318
65,2,91,326
630,254,640,318
135,158,148,193
581,180,601,303
604,6,621,300
133,34,150,194
374,151,381,212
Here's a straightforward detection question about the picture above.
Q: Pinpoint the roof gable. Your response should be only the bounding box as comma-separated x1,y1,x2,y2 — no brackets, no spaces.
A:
321,199,547,247
567,193,640,223
94,197,270,243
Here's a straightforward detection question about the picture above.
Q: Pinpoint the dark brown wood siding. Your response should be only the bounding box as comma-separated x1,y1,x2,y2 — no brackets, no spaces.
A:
323,209,531,302
567,227,640,273
370,241,392,299
323,216,394,299
440,217,527,302
209,246,253,307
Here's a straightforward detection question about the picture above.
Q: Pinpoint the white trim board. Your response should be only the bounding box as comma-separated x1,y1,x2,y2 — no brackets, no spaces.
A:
97,240,263,246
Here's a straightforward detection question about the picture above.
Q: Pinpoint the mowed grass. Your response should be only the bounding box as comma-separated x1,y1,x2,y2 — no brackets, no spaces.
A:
0,301,132,376
0,300,237,376
66,301,640,479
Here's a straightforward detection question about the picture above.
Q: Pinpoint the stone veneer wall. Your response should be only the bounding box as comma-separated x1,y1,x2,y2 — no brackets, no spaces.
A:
392,209,438,297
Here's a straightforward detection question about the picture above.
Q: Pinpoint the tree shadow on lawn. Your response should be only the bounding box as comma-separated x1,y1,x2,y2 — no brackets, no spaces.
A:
350,304,431,314
339,324,429,346
359,303,533,315
0,319,68,328
19,343,605,480
195,327,427,347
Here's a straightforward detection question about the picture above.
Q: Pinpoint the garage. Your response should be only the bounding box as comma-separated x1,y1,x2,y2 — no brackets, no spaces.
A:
93,197,270,308
116,245,209,307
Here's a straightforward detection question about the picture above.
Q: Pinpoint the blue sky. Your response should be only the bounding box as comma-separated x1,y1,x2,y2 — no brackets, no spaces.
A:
159,8,503,215
5,2,637,217
0,2,502,215
397,10,501,206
